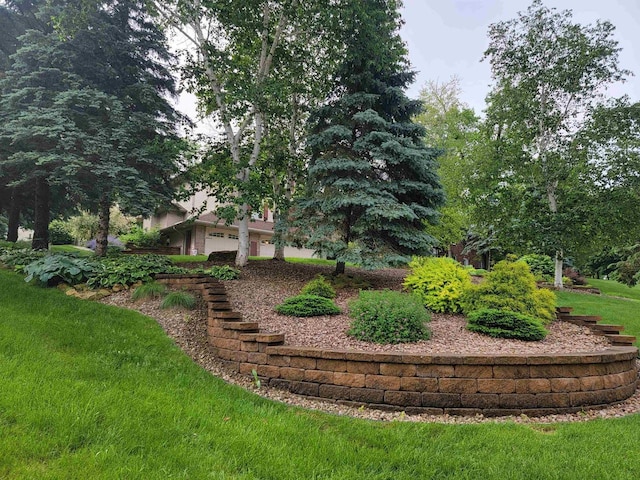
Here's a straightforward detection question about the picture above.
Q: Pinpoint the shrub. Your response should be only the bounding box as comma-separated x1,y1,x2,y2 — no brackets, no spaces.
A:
467,309,548,341
301,276,336,298
462,260,557,324
87,254,187,289
347,290,430,344
160,291,196,309
120,227,163,248
563,266,586,286
23,254,96,286
131,282,168,301
48,220,74,245
403,257,472,313
0,240,32,251
0,248,47,269
275,294,341,317
191,265,240,280
517,254,554,279
328,273,371,290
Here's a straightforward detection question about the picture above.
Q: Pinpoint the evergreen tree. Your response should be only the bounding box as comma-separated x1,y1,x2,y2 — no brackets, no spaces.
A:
298,0,444,274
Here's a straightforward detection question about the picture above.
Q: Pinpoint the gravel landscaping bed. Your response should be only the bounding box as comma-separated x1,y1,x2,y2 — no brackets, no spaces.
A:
102,260,640,424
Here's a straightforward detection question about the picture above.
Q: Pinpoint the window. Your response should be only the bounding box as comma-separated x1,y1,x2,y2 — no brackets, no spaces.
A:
208,232,224,238
228,234,239,240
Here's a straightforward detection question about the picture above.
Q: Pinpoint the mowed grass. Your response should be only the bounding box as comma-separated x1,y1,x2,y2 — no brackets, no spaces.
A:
2,270,640,479
556,278,640,345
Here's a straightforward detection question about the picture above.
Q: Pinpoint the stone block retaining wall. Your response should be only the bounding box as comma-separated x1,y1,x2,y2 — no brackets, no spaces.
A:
157,274,639,416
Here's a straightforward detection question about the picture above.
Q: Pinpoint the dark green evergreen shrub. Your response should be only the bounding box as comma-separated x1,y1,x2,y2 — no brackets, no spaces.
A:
275,294,341,317
328,274,371,290
48,220,74,245
466,309,548,341
23,254,96,286
301,276,336,298
462,260,557,324
347,290,430,344
403,257,472,313
160,291,196,309
87,254,187,288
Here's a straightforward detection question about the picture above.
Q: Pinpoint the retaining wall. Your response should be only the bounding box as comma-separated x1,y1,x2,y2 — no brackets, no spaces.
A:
157,274,639,416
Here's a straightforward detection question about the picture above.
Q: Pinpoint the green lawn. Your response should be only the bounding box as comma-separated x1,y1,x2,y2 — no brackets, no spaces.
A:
556,278,640,345
2,269,640,479
49,244,95,256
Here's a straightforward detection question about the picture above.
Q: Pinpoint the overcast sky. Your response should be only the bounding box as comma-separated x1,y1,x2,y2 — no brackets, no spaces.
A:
400,0,640,114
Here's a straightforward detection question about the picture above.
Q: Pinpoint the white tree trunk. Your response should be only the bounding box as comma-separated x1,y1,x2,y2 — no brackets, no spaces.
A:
554,251,563,289
236,204,250,268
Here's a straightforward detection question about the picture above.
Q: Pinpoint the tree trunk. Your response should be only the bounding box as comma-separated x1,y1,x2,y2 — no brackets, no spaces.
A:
95,195,111,257
272,209,286,261
235,204,250,267
32,176,50,250
554,251,563,289
335,261,346,275
6,190,20,242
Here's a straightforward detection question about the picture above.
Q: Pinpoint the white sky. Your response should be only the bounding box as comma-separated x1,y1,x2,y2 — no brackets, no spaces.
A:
400,0,640,114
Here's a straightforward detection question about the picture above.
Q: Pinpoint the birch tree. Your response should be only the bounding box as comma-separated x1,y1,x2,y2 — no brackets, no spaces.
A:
481,0,629,287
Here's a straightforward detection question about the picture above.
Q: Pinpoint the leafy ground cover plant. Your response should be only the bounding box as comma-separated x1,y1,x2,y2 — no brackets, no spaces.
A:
462,260,557,324
347,290,430,344
131,282,168,301
274,294,341,317
190,265,240,280
23,254,96,286
466,308,548,341
87,254,187,289
0,248,48,270
160,291,196,309
300,276,336,298
403,257,472,313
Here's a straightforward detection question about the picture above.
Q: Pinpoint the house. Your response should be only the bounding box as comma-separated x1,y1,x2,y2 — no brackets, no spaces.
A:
144,191,316,258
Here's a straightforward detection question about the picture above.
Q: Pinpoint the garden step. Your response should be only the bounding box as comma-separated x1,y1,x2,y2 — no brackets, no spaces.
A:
210,311,243,320
207,303,233,311
591,324,625,334
204,295,229,302
202,287,227,294
221,321,259,331
605,334,636,346
255,333,285,344
558,314,601,324
556,306,574,314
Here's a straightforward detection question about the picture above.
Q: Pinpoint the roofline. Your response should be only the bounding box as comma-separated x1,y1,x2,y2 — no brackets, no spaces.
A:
158,219,273,235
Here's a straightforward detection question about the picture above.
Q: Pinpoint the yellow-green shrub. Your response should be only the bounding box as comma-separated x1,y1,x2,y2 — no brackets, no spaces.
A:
403,257,472,313
462,260,556,324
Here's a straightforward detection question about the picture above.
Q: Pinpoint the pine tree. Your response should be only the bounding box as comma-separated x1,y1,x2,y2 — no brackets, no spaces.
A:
299,0,444,274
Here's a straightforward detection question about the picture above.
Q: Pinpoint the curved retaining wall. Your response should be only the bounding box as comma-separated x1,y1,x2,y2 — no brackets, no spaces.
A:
157,274,639,416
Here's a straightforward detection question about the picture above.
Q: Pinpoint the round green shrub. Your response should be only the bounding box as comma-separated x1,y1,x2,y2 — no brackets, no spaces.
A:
347,290,430,344
275,294,341,317
466,309,548,341
403,257,472,313
300,276,336,299
462,260,557,324
518,254,554,279
48,220,74,245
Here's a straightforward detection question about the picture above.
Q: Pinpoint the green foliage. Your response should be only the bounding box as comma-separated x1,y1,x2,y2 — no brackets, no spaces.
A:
120,227,163,248
328,274,371,290
192,265,240,280
131,282,168,301
403,257,472,313
274,294,341,317
48,220,75,245
467,309,548,341
347,290,430,344
462,260,557,324
160,291,197,310
87,254,187,289
0,248,47,269
300,276,336,299
23,254,96,286
518,254,554,279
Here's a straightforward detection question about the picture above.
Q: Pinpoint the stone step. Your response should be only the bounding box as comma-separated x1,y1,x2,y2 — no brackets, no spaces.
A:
221,321,259,331
255,333,285,345
207,302,233,311
209,311,243,320
605,334,636,346
591,324,625,335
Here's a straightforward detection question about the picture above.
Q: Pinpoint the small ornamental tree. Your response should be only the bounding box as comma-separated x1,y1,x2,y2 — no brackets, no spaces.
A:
297,0,444,274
